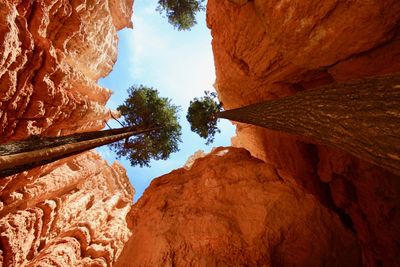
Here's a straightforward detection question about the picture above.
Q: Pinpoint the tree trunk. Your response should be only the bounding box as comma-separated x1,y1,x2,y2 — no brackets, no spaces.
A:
0,127,158,178
218,74,400,175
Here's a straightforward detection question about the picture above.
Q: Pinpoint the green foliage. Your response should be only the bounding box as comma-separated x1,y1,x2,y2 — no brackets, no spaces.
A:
111,85,182,167
186,91,222,145
156,0,205,31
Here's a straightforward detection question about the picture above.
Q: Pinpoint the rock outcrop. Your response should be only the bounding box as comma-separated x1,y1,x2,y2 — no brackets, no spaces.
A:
207,0,400,266
0,0,132,142
1,0,399,266
116,147,361,267
0,152,134,266
0,0,134,266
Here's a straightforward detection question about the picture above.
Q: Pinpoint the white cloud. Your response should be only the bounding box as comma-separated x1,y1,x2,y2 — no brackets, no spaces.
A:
127,4,216,108
128,15,168,78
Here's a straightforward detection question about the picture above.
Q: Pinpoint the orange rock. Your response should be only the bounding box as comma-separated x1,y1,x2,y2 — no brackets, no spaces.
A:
0,151,134,266
0,1,134,266
208,0,400,265
116,147,361,266
329,37,400,82
0,0,133,142
1,0,399,266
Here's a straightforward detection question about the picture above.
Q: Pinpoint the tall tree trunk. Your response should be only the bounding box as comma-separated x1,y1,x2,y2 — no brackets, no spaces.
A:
0,127,158,178
218,74,400,175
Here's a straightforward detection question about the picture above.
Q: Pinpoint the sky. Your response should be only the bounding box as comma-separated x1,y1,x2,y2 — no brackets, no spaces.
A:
97,0,235,202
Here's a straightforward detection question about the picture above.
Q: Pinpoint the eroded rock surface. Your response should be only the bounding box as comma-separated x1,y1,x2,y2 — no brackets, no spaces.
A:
0,0,134,266
116,147,361,267
208,0,400,266
0,151,134,266
0,0,133,142
1,0,399,266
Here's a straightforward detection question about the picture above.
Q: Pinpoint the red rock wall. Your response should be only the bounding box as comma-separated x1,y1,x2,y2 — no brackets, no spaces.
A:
207,0,400,266
1,0,399,266
0,152,134,266
116,147,361,266
0,0,132,142
0,1,135,266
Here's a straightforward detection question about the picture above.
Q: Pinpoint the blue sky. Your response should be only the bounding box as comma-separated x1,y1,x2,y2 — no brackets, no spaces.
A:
97,0,235,202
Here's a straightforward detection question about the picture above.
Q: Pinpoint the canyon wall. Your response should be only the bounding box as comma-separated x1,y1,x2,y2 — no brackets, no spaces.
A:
103,0,400,266
1,0,399,266
1,152,133,266
113,1,400,265
0,0,132,142
0,0,134,266
207,0,400,266
116,147,361,267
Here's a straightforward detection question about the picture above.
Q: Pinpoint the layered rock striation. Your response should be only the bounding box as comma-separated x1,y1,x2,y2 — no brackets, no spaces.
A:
207,0,400,266
0,0,134,266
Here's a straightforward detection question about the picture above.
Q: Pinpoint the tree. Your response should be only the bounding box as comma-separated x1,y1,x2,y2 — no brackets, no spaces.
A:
187,74,400,175
110,85,182,167
156,0,205,31
186,91,222,145
0,86,182,178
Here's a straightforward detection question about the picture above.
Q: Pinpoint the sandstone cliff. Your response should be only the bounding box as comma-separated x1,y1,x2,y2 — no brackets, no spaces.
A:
0,0,132,142
116,147,361,267
207,0,400,266
1,152,133,266
0,0,134,266
1,0,399,266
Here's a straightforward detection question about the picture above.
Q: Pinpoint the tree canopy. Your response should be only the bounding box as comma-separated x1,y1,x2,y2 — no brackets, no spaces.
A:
186,91,222,145
186,75,400,176
111,85,182,167
156,0,205,31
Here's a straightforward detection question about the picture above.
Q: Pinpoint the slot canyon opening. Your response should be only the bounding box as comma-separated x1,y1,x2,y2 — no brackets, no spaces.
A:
95,0,235,202
0,0,399,266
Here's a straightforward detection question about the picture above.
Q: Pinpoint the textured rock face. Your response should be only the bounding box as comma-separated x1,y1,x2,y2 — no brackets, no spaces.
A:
1,0,399,266
0,152,134,266
116,147,361,267
207,0,400,266
0,0,133,142
0,0,134,266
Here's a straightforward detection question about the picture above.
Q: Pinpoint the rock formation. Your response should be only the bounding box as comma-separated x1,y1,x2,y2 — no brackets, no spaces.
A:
116,147,361,267
0,0,134,266
0,0,132,142
115,1,400,265
207,0,400,266
1,0,399,266
1,152,133,266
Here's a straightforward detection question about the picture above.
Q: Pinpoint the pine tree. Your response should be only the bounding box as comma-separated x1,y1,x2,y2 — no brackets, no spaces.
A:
0,86,182,178
156,0,205,30
187,75,400,175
